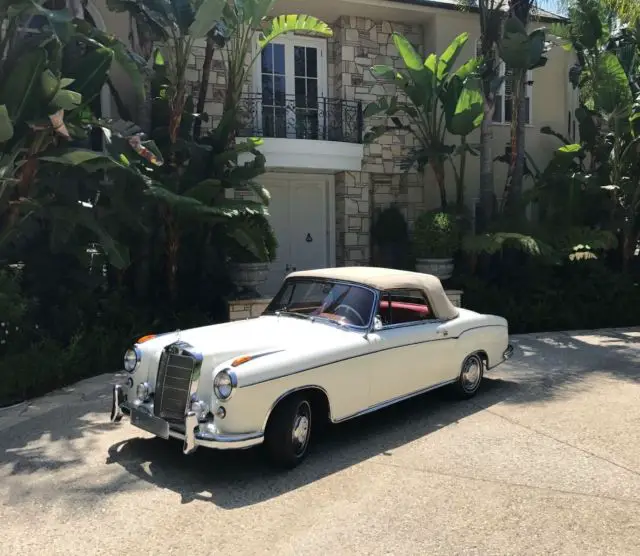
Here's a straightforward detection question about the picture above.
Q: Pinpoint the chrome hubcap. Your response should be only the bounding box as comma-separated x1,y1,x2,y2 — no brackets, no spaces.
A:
291,402,311,454
462,358,481,391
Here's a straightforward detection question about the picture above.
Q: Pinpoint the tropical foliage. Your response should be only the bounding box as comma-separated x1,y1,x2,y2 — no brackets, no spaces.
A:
364,32,485,210
0,0,331,406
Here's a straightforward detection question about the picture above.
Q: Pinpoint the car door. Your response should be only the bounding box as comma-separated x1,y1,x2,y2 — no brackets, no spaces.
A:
366,289,457,406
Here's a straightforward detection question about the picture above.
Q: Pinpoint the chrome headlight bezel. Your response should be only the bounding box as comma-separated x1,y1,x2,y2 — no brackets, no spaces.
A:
213,369,237,400
123,346,141,373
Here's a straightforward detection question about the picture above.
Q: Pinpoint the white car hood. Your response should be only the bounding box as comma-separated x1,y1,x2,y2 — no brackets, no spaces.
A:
138,314,360,372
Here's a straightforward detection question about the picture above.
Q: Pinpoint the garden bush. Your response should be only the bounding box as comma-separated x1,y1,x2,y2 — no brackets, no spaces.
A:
457,255,640,334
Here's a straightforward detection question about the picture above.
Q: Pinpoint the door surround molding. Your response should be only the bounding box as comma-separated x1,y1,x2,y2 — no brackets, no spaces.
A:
259,172,336,295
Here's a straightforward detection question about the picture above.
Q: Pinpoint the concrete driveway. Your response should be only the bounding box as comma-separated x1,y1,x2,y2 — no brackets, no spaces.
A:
1,328,640,555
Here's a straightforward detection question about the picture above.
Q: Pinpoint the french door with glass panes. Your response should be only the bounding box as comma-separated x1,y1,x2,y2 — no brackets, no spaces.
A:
258,37,327,140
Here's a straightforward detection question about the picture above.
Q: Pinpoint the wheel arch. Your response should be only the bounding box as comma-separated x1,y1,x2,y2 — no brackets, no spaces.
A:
473,349,489,369
262,385,332,433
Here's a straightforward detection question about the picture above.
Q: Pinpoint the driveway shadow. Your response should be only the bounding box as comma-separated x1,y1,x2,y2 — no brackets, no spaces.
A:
105,377,516,509
498,328,640,405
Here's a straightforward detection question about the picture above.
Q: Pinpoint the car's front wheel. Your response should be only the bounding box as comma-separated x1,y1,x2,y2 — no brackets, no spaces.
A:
264,394,312,469
453,353,484,399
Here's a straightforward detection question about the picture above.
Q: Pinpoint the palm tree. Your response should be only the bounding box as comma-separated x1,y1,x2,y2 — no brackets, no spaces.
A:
590,0,640,24
459,0,507,230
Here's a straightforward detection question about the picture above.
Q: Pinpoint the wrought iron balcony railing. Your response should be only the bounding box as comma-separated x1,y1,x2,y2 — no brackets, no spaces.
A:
236,94,364,144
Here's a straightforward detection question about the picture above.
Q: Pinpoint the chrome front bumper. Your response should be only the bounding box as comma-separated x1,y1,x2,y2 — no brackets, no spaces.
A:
110,384,263,454
503,344,514,360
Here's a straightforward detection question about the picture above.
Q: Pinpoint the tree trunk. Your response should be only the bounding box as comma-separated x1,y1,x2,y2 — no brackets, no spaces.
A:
511,78,527,209
502,71,525,216
193,36,216,140
164,207,180,301
478,97,496,231
457,136,468,211
430,159,447,210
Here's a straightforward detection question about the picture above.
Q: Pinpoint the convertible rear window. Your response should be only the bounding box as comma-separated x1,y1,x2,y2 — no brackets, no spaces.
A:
265,279,375,328
377,289,435,326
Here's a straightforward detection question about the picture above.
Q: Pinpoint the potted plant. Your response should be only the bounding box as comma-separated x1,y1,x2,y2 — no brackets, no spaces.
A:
228,214,278,298
412,210,460,280
370,205,412,270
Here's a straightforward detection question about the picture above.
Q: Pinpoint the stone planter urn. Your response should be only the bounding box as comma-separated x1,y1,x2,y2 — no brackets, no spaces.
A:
415,257,454,281
229,262,270,298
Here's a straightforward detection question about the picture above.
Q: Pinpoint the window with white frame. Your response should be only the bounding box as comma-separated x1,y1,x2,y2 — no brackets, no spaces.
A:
476,40,532,125
255,36,328,140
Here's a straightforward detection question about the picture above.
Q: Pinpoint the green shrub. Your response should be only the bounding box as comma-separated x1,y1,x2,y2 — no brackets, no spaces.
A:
459,258,640,334
413,210,461,258
371,205,412,269
229,213,278,263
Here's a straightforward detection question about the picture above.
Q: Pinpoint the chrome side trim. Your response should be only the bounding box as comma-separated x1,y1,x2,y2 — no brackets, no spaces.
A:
377,319,444,332
260,385,331,434
333,378,457,424
240,336,456,388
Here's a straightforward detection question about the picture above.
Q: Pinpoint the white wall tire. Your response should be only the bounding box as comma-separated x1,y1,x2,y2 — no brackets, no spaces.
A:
454,353,484,399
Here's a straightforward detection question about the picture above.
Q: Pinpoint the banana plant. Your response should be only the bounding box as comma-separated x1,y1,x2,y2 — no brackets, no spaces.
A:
0,0,153,268
551,7,640,269
216,3,332,145
108,0,331,298
364,32,484,210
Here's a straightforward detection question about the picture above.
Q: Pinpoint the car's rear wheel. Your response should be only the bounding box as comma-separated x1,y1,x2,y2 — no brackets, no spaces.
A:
453,353,484,399
264,394,312,469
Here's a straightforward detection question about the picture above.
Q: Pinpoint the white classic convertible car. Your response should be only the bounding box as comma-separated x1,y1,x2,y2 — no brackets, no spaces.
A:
111,267,512,468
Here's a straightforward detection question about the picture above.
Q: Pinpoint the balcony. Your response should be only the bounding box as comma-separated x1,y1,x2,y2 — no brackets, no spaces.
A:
237,94,364,144
235,94,364,172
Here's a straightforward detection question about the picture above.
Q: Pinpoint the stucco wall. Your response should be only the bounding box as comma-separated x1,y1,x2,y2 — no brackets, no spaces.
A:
422,11,574,212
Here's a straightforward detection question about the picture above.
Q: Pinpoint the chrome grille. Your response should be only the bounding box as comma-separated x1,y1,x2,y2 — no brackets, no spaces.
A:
154,348,196,421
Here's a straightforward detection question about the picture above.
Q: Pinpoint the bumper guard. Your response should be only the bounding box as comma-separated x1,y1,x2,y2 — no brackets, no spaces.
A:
110,384,263,453
503,344,514,360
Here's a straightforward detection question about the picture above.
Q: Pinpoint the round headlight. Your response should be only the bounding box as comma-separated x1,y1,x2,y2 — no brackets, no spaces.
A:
123,348,139,372
214,370,235,400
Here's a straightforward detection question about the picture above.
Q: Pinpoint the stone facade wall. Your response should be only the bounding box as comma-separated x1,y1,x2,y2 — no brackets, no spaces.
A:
185,39,253,133
332,17,426,266
182,19,430,267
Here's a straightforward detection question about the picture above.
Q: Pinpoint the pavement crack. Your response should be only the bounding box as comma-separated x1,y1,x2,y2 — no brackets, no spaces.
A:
471,401,640,480
371,459,640,506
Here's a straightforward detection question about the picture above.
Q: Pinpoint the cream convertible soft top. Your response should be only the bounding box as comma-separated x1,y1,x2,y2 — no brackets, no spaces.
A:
287,267,459,321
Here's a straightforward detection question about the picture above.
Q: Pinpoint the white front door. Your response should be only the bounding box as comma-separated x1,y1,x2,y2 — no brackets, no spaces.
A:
261,174,333,296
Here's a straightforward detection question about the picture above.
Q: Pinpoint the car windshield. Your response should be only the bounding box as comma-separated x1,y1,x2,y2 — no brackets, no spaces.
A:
265,279,375,328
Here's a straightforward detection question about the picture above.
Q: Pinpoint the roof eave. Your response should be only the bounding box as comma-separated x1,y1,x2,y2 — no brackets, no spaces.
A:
385,0,568,24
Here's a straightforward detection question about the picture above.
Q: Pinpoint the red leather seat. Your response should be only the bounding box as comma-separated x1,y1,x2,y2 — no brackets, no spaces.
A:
378,300,430,323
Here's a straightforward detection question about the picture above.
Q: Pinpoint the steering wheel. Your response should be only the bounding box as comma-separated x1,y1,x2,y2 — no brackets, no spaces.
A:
334,304,366,326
